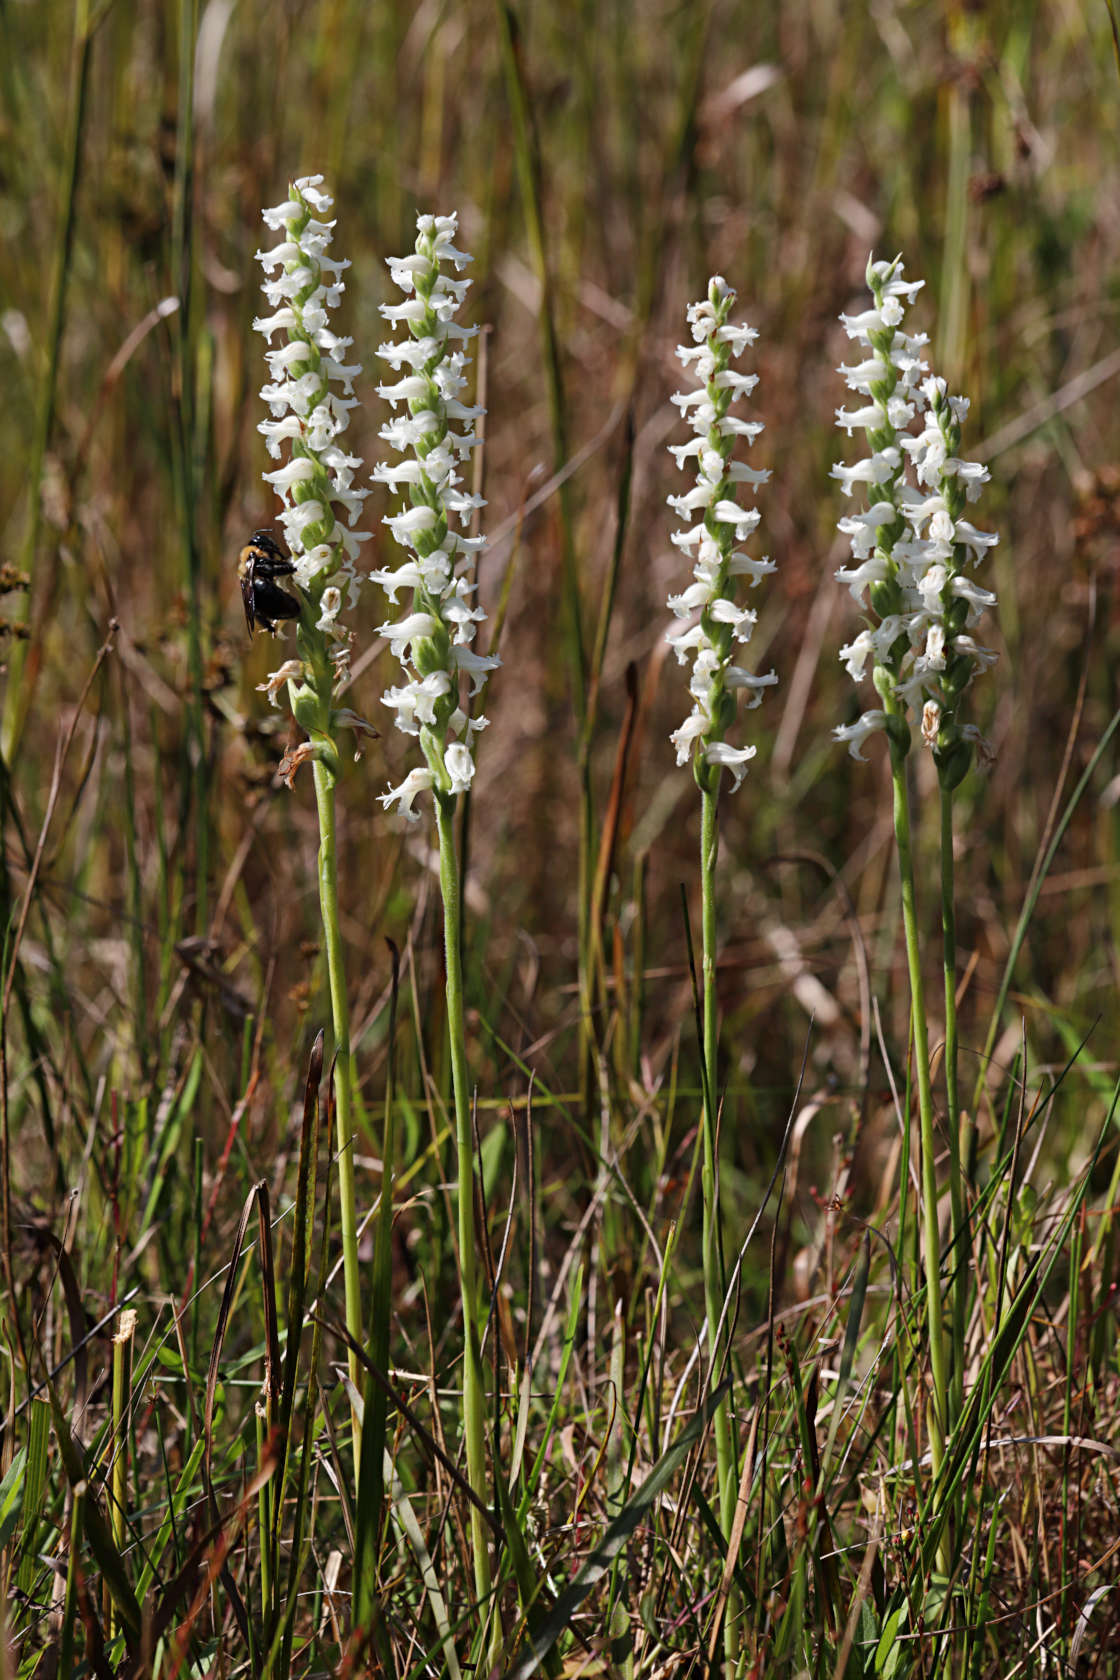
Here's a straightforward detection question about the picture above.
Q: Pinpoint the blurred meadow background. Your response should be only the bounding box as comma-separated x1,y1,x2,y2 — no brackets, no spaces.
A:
2,0,1120,1674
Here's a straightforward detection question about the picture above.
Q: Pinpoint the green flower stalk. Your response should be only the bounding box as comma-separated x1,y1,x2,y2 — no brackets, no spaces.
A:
832,257,950,1490
832,256,996,1499
253,174,372,1456
372,212,498,1615
904,375,998,1413
666,276,777,1620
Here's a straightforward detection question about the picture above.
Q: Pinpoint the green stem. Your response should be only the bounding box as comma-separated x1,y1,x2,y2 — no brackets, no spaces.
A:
311,757,363,1465
434,793,492,1617
110,1317,131,1642
576,756,596,1106
940,784,967,1432
1,0,92,766
946,781,978,1192
699,786,737,1651
889,746,948,1495
171,0,207,936
495,0,594,1115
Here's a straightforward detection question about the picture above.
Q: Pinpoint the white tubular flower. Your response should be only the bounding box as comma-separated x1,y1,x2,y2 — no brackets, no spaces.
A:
832,262,997,784
255,177,369,595
666,276,777,795
372,212,498,818
252,176,372,767
899,377,998,784
835,709,890,761
379,765,434,822
831,254,930,763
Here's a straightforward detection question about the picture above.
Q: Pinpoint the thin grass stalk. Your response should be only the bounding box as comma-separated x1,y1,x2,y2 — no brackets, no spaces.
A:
629,9,709,347
698,786,734,1516
384,1449,464,1680
582,416,634,1037
278,1157,336,1680
494,0,595,1105
936,1111,1100,1611
0,801,67,1224
699,784,739,1667
940,784,968,1435
940,789,961,1172
353,950,398,1635
936,7,973,389
256,1406,272,1623
434,791,492,1616
0,0,94,1243
169,0,208,936
518,1260,583,1523
0,0,92,766
1060,1208,1084,1653
604,1291,627,1644
972,698,1120,1117
190,1136,204,1380
311,758,363,1464
150,697,174,1036
492,2,584,704
261,1033,323,1658
890,740,949,1516
59,1484,83,1679
108,1309,134,1641
118,669,150,1082
629,851,647,1088
887,1224,937,1562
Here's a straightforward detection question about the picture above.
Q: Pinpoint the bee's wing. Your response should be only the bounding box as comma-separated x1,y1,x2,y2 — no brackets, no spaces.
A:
241,569,257,635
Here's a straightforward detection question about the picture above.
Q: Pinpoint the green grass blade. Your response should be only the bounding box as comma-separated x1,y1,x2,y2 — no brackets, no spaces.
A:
506,1378,730,1680
974,699,1120,1110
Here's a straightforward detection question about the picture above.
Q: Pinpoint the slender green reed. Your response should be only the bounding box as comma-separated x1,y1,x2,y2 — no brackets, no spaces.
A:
494,1,597,1104
0,0,92,768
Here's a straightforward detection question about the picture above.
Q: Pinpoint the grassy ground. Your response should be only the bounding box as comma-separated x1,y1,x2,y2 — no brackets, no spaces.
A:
2,1,1120,1674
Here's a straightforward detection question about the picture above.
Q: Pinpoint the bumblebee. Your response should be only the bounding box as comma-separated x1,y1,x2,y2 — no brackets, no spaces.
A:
238,530,301,636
